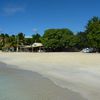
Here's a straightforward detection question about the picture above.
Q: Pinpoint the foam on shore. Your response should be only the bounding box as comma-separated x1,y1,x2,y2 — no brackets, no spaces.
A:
0,62,86,100
0,52,100,100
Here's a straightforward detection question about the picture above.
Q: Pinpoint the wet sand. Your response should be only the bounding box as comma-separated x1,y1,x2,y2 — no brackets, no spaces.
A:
0,62,86,100
0,52,100,100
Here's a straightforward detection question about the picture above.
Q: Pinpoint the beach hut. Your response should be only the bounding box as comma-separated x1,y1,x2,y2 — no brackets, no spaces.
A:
32,43,43,52
21,45,32,52
20,43,44,52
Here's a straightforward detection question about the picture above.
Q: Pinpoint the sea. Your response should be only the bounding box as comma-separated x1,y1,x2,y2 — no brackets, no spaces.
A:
0,62,86,100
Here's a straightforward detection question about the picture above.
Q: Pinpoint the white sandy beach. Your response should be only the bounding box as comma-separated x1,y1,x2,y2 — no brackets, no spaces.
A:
0,52,100,100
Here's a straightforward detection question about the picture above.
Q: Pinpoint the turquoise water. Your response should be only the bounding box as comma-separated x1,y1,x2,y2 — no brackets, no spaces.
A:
0,64,35,100
0,62,86,100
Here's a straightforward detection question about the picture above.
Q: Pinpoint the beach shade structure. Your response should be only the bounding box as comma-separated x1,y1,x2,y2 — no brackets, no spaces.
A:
20,43,44,52
24,45,32,48
20,45,31,52
32,43,43,47
32,43,43,52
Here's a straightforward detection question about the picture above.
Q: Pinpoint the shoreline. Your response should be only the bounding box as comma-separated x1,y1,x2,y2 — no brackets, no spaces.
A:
0,52,100,100
0,61,86,100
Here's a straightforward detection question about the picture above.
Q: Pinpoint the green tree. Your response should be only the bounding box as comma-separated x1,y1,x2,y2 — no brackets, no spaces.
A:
41,28,74,51
76,32,88,49
9,35,16,47
25,37,32,45
17,32,25,45
0,33,11,49
85,16,100,50
86,16,100,34
0,33,5,47
32,33,41,43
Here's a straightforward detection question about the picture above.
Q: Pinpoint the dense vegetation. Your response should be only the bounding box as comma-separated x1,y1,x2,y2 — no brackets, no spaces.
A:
0,16,100,52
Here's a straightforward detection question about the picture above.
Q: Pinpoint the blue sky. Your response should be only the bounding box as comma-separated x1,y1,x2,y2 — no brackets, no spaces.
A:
0,0,100,36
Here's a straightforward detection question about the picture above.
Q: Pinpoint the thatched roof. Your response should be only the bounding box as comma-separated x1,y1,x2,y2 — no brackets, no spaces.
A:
32,43,43,47
21,43,43,48
23,45,32,48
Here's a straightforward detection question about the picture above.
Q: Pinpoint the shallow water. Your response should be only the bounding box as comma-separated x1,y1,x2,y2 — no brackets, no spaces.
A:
0,62,86,100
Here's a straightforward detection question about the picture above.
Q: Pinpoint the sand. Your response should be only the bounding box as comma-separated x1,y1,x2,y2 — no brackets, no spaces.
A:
0,52,100,100
0,62,86,100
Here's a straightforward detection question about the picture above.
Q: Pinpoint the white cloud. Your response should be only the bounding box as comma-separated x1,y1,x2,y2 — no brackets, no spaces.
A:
3,5,25,15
